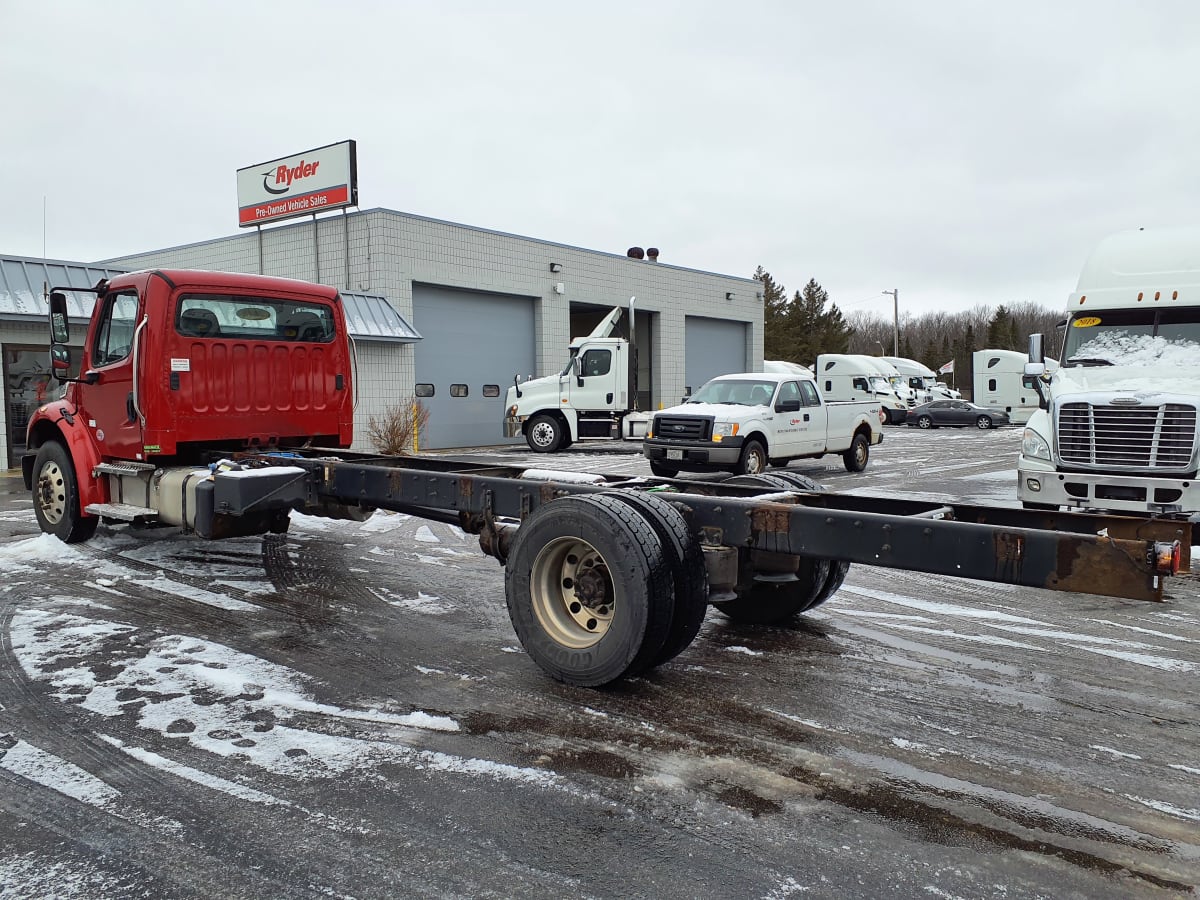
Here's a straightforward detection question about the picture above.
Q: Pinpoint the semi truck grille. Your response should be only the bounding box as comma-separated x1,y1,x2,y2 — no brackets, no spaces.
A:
1057,402,1198,470
653,415,712,441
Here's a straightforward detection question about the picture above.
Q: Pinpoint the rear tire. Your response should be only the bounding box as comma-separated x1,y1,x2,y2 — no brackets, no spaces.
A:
526,414,563,453
606,491,708,666
737,471,849,612
711,473,835,624
32,441,98,543
735,439,767,476
843,433,870,472
504,494,675,686
916,415,933,429
649,460,679,478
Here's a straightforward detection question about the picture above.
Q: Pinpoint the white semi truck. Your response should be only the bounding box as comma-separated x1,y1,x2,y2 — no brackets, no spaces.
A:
1019,226,1200,516
814,354,910,424
973,349,1058,425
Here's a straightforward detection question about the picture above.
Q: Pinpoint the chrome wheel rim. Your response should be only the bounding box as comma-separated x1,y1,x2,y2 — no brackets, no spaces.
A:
530,421,556,448
36,460,67,525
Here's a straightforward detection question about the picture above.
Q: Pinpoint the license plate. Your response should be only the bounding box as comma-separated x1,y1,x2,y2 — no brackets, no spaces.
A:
667,449,683,460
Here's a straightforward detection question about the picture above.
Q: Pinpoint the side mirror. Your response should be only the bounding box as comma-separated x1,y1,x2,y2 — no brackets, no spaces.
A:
49,345,83,382
776,399,801,413
49,291,70,343
573,356,584,387
1028,333,1045,365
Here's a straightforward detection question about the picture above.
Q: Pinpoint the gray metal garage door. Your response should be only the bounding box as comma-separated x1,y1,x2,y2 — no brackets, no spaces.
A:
413,284,536,449
685,316,747,396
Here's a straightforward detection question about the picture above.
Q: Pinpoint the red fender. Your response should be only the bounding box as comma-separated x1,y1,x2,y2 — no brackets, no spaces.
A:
27,406,109,516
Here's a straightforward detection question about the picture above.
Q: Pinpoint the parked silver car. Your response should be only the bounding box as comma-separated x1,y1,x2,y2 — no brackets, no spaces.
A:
907,399,1010,429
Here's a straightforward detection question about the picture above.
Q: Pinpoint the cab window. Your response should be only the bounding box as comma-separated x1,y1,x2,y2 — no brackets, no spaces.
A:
798,380,821,407
93,291,140,367
580,349,611,377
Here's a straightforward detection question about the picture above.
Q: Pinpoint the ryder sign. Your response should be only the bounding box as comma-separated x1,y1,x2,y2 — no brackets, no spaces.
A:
236,140,358,227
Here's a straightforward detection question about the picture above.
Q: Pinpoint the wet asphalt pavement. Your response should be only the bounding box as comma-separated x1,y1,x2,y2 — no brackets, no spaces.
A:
1,425,1198,899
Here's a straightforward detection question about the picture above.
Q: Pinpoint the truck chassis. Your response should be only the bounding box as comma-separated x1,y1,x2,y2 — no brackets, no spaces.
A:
74,448,1186,687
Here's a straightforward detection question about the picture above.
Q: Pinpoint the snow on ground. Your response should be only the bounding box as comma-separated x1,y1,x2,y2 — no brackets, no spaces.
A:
8,606,568,790
837,586,1196,671
0,740,121,809
0,851,136,900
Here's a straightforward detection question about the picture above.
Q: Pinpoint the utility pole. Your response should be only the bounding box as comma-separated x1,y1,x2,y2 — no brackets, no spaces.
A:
882,289,899,356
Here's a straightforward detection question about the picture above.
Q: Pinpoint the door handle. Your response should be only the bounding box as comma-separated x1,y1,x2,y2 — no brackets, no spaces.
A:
804,414,810,422
606,393,613,404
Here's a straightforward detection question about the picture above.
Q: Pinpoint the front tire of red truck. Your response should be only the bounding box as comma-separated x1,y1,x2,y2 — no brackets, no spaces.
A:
504,494,676,686
32,441,98,544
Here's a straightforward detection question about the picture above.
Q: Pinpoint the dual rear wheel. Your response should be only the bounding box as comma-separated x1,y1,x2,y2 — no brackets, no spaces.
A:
505,493,706,686
504,477,850,686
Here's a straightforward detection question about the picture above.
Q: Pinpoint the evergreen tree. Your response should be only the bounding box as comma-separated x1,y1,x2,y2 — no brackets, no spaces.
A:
786,278,852,361
987,306,1016,350
754,267,799,362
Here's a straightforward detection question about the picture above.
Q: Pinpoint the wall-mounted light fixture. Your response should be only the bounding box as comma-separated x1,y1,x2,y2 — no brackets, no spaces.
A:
549,263,563,273
725,292,734,301
755,291,763,300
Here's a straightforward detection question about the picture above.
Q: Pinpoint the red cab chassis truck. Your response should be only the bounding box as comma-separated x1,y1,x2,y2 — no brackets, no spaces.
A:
23,270,1188,687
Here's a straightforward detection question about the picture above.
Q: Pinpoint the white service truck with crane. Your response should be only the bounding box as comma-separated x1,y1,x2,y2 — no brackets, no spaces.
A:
503,301,649,452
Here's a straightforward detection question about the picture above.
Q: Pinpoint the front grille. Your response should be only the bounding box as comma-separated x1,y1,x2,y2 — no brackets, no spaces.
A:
1057,402,1198,470
653,415,712,441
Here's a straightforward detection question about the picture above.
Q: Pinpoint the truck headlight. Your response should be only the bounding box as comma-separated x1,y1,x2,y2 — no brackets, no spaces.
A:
712,423,739,441
1021,428,1051,461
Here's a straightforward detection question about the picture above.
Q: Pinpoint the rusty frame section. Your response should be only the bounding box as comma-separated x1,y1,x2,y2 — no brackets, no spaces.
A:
294,457,1178,603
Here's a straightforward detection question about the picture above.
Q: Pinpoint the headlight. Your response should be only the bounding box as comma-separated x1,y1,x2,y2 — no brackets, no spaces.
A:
712,422,739,439
1021,427,1051,461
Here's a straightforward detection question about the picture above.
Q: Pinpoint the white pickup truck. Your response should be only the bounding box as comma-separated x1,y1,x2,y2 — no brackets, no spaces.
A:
642,372,885,477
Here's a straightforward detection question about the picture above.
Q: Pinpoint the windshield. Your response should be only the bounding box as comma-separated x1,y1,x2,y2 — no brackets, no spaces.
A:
1063,309,1200,367
688,378,777,405
869,377,892,393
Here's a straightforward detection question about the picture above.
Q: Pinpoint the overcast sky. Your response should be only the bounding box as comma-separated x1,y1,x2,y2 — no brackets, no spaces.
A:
5,1,1199,317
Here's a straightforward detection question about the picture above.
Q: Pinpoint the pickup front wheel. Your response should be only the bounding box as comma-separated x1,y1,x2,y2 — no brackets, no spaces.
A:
735,439,767,475
32,441,98,543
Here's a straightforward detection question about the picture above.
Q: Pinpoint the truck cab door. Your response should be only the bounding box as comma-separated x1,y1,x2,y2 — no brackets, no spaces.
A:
568,345,622,412
82,290,145,460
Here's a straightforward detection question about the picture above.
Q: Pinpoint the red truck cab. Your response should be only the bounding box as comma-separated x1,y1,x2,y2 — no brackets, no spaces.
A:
24,269,355,541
